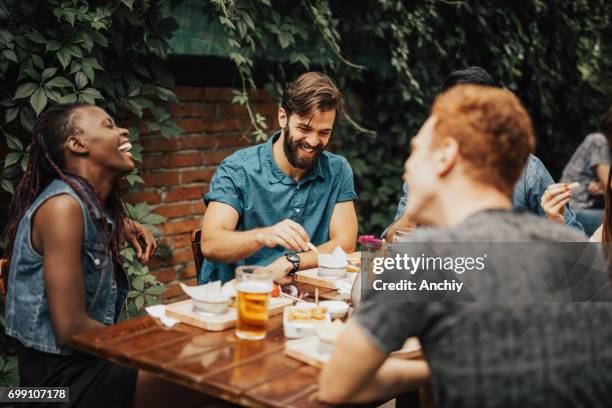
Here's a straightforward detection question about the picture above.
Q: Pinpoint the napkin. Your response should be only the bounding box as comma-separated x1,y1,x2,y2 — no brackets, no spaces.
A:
180,281,228,302
145,305,179,328
317,246,348,268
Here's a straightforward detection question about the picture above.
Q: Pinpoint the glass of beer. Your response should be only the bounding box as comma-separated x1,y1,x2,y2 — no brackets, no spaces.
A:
235,266,273,340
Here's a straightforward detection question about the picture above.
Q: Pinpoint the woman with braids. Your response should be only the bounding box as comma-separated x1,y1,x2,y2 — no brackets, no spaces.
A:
3,103,208,407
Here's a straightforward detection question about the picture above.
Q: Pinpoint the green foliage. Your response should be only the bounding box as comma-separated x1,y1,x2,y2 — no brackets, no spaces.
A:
0,1,180,383
209,0,611,235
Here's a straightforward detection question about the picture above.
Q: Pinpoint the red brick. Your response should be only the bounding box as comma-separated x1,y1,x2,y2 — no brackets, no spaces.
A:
218,104,249,117
247,89,271,101
152,267,177,284
164,186,206,202
178,135,217,149
252,103,278,117
154,202,198,218
176,118,206,133
180,169,215,184
171,233,193,249
206,150,235,165
148,256,163,270
175,86,204,102
164,152,205,168
170,103,217,118
203,87,234,101
215,134,251,149
123,191,162,205
141,171,180,187
178,263,197,280
141,137,179,152
169,248,196,264
161,218,201,235
140,154,164,170
203,119,242,133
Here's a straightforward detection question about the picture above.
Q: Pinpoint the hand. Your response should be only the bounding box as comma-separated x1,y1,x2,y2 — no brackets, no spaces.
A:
266,256,294,285
587,180,604,195
540,183,573,225
123,220,157,264
255,219,310,252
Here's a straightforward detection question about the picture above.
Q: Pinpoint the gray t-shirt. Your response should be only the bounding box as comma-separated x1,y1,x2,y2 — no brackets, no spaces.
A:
356,210,612,408
561,133,610,209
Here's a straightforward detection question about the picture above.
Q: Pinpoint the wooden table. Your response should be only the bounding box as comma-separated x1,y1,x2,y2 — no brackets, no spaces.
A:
69,283,378,408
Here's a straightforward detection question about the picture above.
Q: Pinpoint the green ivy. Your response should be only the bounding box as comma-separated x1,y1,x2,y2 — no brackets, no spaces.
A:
0,0,182,386
209,0,611,235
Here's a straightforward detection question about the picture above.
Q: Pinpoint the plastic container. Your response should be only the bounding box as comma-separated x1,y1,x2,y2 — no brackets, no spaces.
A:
283,304,330,338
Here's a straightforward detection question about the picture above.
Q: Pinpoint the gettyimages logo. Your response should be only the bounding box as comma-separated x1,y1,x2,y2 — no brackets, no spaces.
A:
372,253,487,275
360,242,612,303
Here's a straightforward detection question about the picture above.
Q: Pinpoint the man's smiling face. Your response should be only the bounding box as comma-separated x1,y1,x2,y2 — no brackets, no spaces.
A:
280,108,335,169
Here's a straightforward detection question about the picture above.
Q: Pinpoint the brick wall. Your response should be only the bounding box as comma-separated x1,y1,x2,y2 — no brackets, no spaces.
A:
124,86,278,302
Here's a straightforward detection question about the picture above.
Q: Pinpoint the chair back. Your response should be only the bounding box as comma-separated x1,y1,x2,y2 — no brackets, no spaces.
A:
0,258,8,298
190,229,204,274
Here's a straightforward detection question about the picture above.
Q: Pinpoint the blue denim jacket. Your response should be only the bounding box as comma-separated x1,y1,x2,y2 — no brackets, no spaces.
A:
4,179,129,355
385,154,584,236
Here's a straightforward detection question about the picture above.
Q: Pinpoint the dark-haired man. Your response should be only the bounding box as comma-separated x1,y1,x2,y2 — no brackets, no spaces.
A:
319,85,612,407
384,66,583,240
199,72,357,283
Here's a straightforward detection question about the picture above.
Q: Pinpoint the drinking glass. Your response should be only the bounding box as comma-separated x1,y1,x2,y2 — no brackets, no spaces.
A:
235,266,273,340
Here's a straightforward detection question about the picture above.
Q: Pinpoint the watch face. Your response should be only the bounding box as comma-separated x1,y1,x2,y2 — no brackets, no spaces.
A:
287,253,300,263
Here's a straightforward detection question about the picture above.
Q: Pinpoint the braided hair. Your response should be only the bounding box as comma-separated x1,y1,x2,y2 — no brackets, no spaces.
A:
4,103,128,268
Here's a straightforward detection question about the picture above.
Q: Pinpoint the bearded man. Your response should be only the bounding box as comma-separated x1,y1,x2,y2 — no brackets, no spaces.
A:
199,72,358,283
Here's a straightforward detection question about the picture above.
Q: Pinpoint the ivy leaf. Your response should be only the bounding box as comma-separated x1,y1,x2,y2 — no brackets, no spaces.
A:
29,87,47,115
159,120,182,138
121,0,134,11
75,71,87,89
46,76,73,88
2,50,17,63
57,47,71,69
41,67,57,81
31,54,44,69
140,212,166,225
46,40,61,52
5,107,19,123
60,93,78,104
14,82,37,99
4,152,21,168
80,87,103,100
24,31,46,44
124,172,144,186
134,295,144,310
5,133,23,151
1,178,13,194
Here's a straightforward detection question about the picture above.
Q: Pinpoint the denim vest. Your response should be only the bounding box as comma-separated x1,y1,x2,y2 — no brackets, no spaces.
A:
4,179,129,355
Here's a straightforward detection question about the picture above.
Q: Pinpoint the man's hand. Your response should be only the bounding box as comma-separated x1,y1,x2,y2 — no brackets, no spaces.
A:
540,183,573,225
587,180,605,195
123,220,157,263
255,219,310,252
266,256,294,285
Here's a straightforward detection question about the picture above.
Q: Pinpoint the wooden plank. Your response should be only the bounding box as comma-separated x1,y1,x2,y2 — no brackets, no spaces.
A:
295,267,357,290
245,365,321,408
130,331,235,370
204,352,303,394
166,297,292,331
164,320,286,383
70,316,158,351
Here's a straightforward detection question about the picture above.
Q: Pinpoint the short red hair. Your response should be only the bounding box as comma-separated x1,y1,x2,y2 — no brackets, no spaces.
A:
431,85,535,195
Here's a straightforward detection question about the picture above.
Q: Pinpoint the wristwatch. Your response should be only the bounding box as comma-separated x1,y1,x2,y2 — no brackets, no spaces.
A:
285,252,300,276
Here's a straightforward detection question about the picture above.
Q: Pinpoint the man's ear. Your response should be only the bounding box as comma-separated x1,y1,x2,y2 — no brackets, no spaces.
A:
435,137,459,177
278,107,288,129
65,135,88,155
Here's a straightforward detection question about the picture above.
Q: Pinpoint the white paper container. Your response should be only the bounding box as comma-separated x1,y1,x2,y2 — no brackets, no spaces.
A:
283,304,331,338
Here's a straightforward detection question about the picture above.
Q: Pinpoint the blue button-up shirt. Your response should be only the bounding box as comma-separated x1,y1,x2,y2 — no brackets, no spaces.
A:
385,154,584,236
200,132,357,283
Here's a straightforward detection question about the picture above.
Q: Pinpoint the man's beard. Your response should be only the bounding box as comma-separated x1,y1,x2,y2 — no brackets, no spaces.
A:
282,127,325,169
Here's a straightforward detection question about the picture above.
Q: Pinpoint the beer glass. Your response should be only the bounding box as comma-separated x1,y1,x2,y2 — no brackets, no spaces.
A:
235,266,273,340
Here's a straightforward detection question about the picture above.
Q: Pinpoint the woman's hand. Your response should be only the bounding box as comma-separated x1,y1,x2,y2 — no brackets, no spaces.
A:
124,220,157,263
541,183,573,225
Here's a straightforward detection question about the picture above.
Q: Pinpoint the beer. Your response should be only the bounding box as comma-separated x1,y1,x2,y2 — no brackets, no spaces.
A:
235,266,273,340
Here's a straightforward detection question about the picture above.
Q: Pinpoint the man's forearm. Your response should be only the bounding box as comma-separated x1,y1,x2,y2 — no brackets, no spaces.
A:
343,359,430,404
298,237,356,270
201,228,264,263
